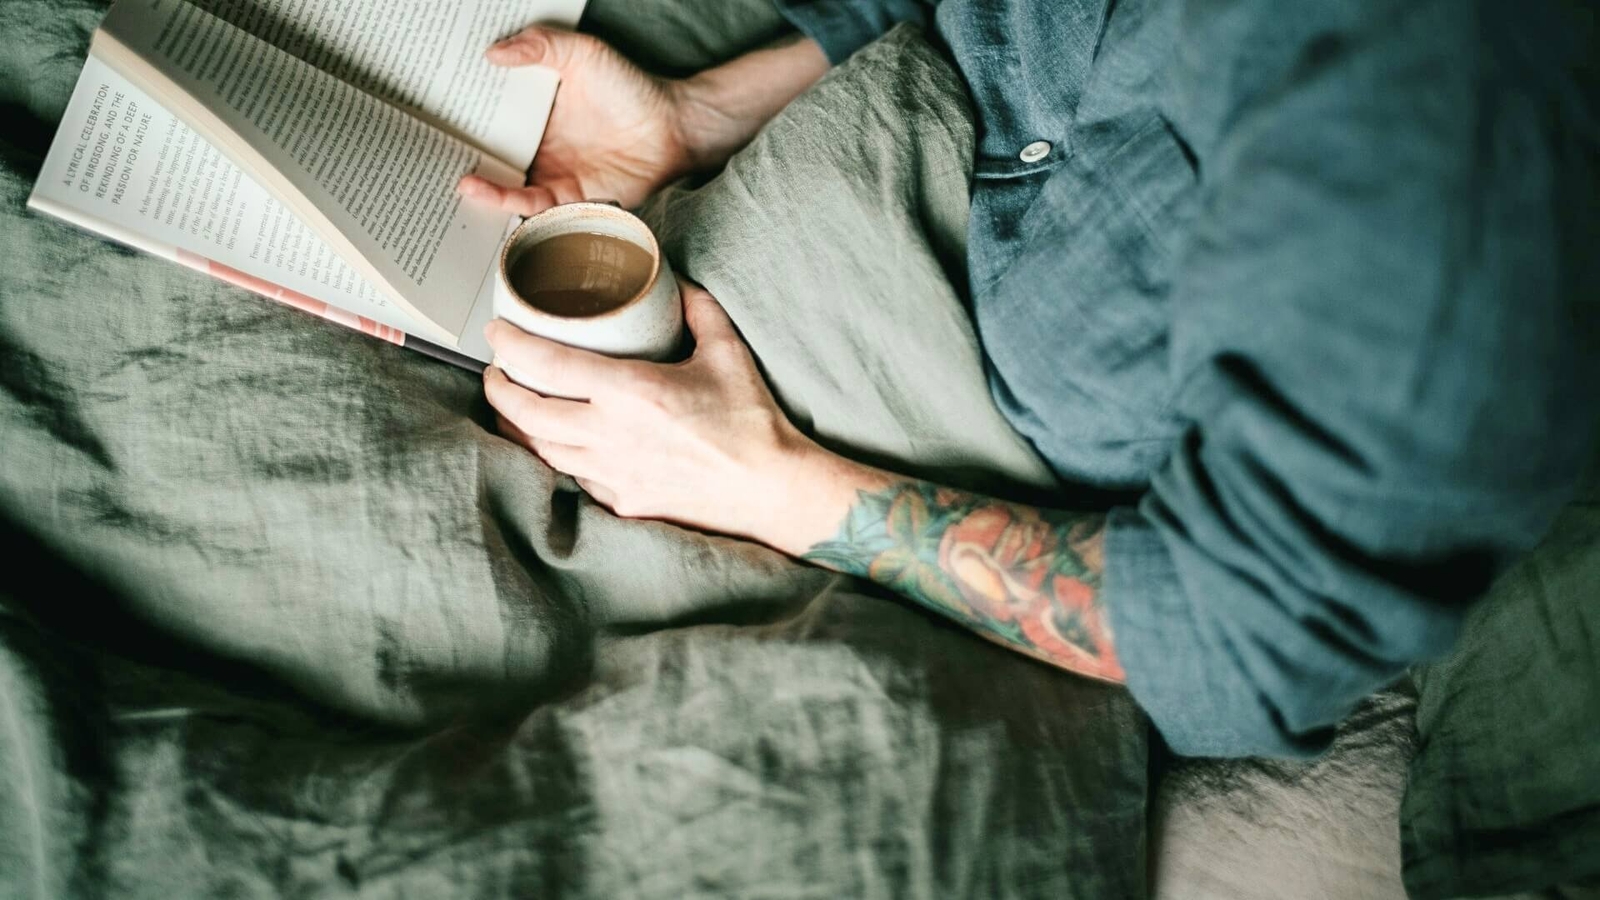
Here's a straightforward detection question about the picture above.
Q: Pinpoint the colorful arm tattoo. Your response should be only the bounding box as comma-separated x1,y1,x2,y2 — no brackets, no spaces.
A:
803,481,1124,682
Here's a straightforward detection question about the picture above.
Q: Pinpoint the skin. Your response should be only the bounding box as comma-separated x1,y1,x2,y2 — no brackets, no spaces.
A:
458,29,830,216
467,27,1123,683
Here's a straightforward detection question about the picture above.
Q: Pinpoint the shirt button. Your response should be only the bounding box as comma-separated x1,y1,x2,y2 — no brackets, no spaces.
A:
1019,140,1052,163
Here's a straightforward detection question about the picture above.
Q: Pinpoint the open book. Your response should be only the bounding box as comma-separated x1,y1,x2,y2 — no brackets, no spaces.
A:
28,0,586,367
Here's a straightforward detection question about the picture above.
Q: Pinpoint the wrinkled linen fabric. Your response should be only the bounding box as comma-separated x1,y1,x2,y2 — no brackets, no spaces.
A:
1400,462,1600,900
1149,685,1419,900
0,4,1151,897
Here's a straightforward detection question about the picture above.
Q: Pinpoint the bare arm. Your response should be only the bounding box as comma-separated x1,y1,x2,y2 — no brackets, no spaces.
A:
764,451,1124,682
482,289,1123,683
671,33,830,172
802,482,1121,680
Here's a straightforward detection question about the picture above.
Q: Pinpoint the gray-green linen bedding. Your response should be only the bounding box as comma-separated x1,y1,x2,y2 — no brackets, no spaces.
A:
3,1,1596,898
1,3,1153,896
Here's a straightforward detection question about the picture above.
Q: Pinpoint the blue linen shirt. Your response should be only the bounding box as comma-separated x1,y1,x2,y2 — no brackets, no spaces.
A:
774,0,1600,756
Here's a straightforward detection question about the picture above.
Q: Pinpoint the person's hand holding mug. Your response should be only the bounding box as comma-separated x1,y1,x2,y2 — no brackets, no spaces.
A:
483,279,867,553
466,22,839,544
457,26,829,217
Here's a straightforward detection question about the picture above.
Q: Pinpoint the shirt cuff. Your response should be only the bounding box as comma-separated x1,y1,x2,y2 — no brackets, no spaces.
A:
771,0,920,64
1103,503,1333,758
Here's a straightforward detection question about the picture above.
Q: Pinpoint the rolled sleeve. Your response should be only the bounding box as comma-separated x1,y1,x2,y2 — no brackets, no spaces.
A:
772,0,931,63
1102,1,1600,758
1104,506,1335,757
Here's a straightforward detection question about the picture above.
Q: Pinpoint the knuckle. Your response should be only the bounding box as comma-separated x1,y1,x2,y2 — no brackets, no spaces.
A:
576,479,612,507
551,181,584,206
564,30,602,56
513,395,550,432
507,331,555,369
697,334,734,357
610,478,655,517
507,191,545,216
488,322,525,357
618,365,667,401
486,377,523,415
499,394,531,429
530,439,569,470
494,376,535,411
517,28,553,59
483,369,509,402
699,336,747,368
543,28,597,66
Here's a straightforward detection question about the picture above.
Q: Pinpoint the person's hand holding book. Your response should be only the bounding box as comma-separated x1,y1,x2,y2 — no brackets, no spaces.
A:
458,26,828,216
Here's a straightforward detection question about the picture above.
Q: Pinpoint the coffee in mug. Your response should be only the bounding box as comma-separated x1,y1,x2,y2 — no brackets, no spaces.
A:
505,231,655,318
492,201,683,397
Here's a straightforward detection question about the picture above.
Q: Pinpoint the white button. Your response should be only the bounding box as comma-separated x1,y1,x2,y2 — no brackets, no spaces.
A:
1019,140,1052,163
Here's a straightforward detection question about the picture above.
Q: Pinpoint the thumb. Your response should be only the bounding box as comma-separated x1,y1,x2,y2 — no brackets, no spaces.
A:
681,282,741,348
486,26,594,70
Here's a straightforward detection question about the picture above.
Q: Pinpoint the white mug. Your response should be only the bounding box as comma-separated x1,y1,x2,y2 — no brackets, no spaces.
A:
492,201,683,396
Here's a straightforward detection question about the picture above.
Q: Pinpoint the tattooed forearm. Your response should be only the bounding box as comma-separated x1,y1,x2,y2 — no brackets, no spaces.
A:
803,482,1124,682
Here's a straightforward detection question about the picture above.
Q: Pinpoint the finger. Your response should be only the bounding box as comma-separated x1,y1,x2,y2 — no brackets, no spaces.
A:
486,25,593,71
528,437,599,480
574,477,619,511
485,320,639,399
496,408,592,474
458,175,561,217
494,411,533,448
678,281,746,356
483,366,599,446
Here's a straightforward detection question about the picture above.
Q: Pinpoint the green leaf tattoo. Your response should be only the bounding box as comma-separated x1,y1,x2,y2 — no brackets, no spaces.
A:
804,481,1124,682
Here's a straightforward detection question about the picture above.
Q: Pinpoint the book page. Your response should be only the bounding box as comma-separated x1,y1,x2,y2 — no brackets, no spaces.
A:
27,55,429,341
188,0,584,169
97,0,524,343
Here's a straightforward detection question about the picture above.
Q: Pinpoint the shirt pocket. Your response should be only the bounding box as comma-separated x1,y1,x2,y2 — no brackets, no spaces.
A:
1095,113,1200,261
980,112,1199,434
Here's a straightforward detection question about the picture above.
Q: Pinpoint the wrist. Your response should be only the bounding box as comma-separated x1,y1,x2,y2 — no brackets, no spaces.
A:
665,34,828,174
731,433,890,557
666,74,749,173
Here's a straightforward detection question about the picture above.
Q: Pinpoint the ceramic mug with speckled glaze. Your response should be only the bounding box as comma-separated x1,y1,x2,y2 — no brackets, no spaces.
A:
492,201,682,397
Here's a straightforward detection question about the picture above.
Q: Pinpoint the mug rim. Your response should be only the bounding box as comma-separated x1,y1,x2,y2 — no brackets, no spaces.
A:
496,201,664,324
